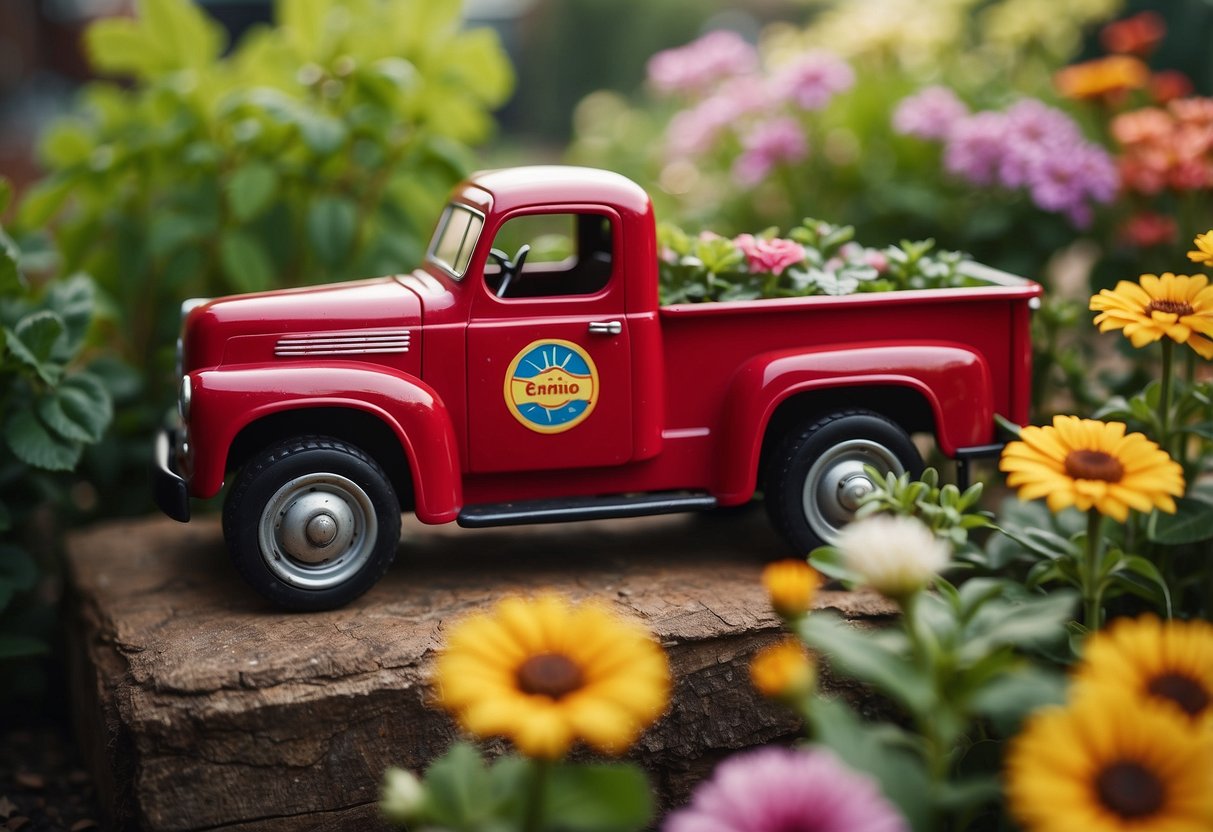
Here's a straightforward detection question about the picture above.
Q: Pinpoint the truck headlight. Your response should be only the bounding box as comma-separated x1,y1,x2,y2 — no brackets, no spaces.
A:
179,374,192,423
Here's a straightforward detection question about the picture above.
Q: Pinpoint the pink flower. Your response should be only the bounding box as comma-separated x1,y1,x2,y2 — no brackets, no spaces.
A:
667,78,774,158
647,30,758,97
732,117,808,185
772,51,855,111
893,86,969,140
734,234,805,275
664,746,908,832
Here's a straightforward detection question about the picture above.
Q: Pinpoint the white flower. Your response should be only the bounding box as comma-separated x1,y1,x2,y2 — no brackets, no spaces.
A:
837,515,950,599
381,767,425,824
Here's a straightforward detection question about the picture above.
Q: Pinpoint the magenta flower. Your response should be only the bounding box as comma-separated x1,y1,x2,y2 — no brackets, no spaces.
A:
647,30,758,97
732,117,808,185
892,86,969,140
772,52,855,111
734,234,805,275
667,77,774,159
664,746,908,832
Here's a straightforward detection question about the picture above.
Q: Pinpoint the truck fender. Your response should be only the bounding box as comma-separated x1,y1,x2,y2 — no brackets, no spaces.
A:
188,363,462,523
714,343,993,501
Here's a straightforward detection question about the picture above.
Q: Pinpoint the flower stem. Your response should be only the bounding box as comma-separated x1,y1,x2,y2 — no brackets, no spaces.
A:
1160,338,1174,450
522,759,550,832
1082,510,1106,630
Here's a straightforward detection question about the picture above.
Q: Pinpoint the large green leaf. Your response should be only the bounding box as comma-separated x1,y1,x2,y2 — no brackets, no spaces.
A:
5,311,66,384
542,763,652,832
307,195,358,266
85,18,160,76
0,225,20,297
798,613,932,714
226,163,280,223
219,230,275,293
44,274,96,355
968,666,1066,729
141,0,225,70
1147,497,1213,545
4,406,82,471
36,374,112,444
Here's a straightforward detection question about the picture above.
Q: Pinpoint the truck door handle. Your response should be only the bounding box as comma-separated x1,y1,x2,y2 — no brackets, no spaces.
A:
588,320,622,336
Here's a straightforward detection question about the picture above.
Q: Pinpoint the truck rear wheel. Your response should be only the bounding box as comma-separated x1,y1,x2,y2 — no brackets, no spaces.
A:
765,410,922,555
222,436,401,611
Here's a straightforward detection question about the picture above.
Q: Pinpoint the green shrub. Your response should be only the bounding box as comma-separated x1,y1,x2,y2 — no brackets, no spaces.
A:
0,179,111,683
18,0,513,404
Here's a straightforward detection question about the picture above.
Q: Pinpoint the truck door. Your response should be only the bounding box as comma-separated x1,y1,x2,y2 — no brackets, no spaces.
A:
466,208,633,473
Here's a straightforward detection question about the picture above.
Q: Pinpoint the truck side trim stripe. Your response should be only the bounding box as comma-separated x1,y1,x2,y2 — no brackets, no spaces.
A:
275,329,411,356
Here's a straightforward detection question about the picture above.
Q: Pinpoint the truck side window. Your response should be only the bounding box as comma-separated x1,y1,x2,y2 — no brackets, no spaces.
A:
487,212,614,299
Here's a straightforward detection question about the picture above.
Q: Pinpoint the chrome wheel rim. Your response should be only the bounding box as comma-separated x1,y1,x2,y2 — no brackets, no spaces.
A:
258,473,378,590
802,439,905,544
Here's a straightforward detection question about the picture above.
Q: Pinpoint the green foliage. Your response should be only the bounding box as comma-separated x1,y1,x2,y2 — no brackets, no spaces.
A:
657,219,984,305
796,580,1072,830
17,0,514,510
381,742,652,832
0,182,112,667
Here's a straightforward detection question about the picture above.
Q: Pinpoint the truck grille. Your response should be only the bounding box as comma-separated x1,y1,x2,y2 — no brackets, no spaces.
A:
275,328,412,356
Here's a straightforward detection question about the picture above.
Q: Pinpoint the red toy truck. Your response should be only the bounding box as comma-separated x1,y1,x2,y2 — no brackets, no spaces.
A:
154,166,1040,610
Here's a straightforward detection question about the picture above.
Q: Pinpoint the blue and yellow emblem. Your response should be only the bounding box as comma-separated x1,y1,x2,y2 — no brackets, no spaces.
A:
504,340,599,434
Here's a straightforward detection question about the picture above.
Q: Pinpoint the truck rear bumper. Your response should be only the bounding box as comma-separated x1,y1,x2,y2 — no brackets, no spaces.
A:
153,429,191,523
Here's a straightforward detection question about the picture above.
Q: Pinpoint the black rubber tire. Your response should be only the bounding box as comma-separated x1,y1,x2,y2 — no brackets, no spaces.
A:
764,409,923,555
222,436,401,611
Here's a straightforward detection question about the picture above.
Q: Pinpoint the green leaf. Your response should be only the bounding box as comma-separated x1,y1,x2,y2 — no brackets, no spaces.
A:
43,274,95,355
16,175,73,228
0,635,49,660
296,111,348,155
968,667,1066,728
148,213,210,259
1147,497,1213,544
218,230,275,293
41,120,94,167
0,178,10,214
141,0,225,70
36,374,112,444
0,226,20,296
85,18,159,76
543,763,653,832
306,195,358,266
798,613,932,714
4,405,82,471
6,311,66,384
225,163,280,223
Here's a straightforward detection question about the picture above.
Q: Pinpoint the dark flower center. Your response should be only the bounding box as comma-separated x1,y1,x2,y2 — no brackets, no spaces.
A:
1096,761,1165,819
516,653,584,699
1064,450,1124,482
1147,672,1210,717
1146,299,1194,317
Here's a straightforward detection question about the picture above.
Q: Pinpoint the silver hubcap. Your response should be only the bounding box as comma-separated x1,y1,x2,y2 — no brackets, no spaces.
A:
802,439,905,544
258,473,378,590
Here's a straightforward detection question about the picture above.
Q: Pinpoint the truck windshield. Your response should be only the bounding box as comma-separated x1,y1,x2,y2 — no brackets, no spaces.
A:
427,204,484,279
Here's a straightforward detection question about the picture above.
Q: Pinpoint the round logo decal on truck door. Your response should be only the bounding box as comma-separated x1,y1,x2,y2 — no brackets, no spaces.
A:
504,340,599,434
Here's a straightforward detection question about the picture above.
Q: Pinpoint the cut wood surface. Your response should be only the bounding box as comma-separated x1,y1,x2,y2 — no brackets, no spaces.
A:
66,508,895,831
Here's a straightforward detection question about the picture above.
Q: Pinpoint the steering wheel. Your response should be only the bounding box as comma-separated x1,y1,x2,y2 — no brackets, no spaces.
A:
488,244,531,298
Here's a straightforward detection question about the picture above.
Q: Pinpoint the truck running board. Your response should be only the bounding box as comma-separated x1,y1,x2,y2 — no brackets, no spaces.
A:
457,492,719,528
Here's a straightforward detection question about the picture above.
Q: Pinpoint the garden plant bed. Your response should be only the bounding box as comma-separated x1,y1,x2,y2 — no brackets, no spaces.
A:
65,508,895,832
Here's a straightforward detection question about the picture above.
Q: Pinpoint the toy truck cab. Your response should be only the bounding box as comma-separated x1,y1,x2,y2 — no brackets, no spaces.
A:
154,166,1040,610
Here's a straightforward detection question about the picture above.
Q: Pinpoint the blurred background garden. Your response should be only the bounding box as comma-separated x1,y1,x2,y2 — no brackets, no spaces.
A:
4,0,1213,828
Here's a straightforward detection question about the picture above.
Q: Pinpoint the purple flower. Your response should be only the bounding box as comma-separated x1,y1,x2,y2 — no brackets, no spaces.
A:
944,112,1009,186
664,746,908,832
892,86,969,140
997,99,1085,188
772,52,855,111
732,117,808,185
1025,143,1119,228
647,30,758,97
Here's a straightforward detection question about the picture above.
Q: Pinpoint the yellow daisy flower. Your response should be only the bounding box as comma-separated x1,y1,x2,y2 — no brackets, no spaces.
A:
749,639,816,700
761,559,822,619
1074,615,1213,730
434,594,670,759
1006,687,1213,832
1090,272,1213,358
1000,416,1183,522
1188,231,1213,266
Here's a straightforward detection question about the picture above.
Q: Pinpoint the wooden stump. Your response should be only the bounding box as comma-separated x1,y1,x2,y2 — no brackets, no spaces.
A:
66,507,895,831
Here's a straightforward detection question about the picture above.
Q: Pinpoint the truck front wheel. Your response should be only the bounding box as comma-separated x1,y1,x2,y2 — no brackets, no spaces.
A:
222,436,401,611
765,410,923,555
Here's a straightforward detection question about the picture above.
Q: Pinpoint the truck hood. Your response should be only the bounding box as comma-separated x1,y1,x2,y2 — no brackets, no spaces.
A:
183,277,422,371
